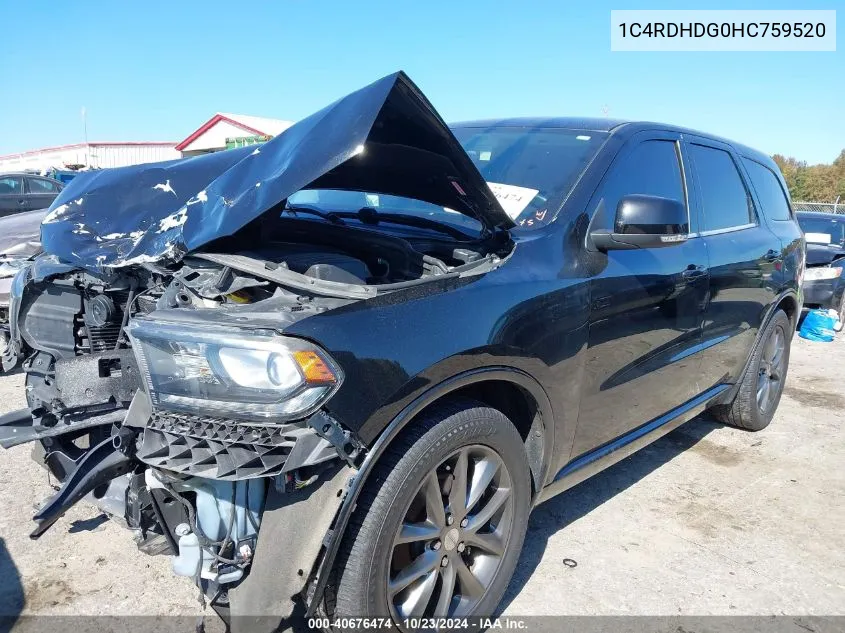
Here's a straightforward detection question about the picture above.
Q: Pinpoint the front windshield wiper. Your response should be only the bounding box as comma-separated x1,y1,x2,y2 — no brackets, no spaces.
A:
332,207,476,240
282,203,347,226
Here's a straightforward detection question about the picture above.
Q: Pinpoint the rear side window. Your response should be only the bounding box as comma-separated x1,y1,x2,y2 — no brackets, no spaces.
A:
28,178,61,193
599,139,686,218
742,159,792,221
689,144,754,232
0,176,23,195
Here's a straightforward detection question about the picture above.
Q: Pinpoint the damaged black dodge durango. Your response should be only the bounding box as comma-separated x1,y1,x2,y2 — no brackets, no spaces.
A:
0,72,804,631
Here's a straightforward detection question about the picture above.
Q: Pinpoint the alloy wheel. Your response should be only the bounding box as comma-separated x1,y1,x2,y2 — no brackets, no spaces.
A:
387,444,514,621
757,323,786,413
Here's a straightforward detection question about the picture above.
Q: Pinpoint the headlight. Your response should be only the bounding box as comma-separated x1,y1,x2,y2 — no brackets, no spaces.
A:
127,319,343,422
804,266,843,281
0,259,29,279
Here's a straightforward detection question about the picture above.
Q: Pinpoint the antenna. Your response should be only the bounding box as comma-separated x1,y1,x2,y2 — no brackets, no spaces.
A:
81,106,89,167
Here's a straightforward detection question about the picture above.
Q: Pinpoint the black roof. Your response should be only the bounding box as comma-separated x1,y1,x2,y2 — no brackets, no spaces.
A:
0,172,63,181
796,211,845,221
451,117,773,167
452,117,629,132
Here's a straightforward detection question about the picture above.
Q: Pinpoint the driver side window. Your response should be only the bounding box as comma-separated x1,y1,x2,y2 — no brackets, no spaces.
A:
599,140,687,227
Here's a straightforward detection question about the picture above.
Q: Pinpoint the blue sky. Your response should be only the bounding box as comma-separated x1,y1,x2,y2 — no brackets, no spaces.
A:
1,0,841,163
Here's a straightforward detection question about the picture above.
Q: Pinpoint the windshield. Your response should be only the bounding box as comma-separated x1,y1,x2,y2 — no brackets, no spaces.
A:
287,127,608,233
798,216,845,247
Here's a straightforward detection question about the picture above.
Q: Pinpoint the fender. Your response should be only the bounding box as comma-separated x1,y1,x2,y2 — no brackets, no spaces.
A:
715,288,800,407
303,365,555,617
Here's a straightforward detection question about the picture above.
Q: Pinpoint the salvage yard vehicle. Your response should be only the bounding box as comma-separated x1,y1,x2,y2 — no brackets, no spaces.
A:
0,72,804,631
797,211,845,321
0,172,63,216
0,208,46,349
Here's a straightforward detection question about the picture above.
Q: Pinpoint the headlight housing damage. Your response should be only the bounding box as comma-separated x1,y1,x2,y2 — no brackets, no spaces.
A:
127,320,343,421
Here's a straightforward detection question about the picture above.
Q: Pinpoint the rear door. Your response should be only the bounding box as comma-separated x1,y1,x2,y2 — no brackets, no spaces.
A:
0,175,27,217
741,157,804,299
572,132,709,457
25,177,63,211
685,138,782,387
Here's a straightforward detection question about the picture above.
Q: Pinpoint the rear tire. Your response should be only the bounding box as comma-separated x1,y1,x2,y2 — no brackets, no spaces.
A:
331,398,531,628
712,309,791,431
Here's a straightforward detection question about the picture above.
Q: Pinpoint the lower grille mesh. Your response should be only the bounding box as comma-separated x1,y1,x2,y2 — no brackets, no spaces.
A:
137,412,334,480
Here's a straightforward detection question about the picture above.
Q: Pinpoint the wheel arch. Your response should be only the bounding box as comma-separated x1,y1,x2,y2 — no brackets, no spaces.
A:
714,288,799,407
305,366,555,616
775,291,800,330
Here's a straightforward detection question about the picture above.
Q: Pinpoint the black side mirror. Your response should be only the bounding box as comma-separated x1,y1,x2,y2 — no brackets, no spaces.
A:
590,194,689,251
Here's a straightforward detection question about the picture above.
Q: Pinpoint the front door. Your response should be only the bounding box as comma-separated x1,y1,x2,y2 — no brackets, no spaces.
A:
25,177,63,211
0,175,26,217
573,134,709,457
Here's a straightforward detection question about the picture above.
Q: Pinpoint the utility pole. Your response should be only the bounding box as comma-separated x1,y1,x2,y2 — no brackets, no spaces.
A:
81,106,88,167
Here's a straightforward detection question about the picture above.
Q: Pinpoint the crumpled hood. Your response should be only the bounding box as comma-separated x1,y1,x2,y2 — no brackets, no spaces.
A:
806,243,845,266
0,208,47,259
41,71,513,272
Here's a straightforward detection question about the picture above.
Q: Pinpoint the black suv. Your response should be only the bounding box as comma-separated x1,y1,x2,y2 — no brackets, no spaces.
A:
0,73,804,631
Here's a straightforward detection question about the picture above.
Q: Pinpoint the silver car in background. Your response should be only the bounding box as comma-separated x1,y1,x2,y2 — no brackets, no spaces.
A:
0,208,46,337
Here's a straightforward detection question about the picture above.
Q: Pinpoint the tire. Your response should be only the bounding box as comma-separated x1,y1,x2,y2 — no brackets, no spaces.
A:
330,398,531,627
712,309,791,431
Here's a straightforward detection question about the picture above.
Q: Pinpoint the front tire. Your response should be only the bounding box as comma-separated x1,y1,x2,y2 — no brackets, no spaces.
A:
331,399,531,627
712,309,791,431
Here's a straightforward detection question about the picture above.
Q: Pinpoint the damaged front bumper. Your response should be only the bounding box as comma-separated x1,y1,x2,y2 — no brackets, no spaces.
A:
1,276,366,630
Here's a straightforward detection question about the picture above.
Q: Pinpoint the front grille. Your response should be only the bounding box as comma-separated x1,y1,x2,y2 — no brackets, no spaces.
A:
137,411,335,480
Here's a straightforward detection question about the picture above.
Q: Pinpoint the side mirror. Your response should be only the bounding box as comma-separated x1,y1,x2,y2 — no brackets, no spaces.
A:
590,194,689,251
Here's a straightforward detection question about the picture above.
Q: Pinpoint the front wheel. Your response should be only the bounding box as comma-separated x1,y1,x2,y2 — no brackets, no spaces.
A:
330,399,531,626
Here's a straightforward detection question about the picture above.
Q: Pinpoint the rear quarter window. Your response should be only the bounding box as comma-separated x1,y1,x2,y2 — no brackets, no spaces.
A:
689,144,755,232
742,159,792,221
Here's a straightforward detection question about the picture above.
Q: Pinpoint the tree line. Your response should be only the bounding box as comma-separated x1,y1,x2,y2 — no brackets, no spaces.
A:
772,150,845,203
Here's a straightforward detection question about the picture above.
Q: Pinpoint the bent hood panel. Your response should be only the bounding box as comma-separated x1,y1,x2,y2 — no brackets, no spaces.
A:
41,72,512,272
806,243,845,266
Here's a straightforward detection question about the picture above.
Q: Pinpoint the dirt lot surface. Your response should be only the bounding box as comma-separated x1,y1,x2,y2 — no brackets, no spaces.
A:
1,334,843,625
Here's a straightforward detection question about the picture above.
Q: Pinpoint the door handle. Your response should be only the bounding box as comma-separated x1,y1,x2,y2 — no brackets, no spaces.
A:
763,249,780,262
682,265,707,280
18,199,26,205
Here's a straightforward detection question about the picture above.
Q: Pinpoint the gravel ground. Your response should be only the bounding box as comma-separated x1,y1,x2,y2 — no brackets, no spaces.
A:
1,334,843,625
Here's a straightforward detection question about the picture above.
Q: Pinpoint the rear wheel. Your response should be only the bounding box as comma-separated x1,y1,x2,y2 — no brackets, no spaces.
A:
712,309,791,431
331,399,531,627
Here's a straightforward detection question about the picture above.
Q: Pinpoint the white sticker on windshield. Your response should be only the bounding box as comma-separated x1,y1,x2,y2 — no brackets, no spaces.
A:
487,182,540,220
805,232,832,245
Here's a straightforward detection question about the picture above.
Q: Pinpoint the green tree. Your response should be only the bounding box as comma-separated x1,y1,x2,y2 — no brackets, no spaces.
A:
771,149,845,202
